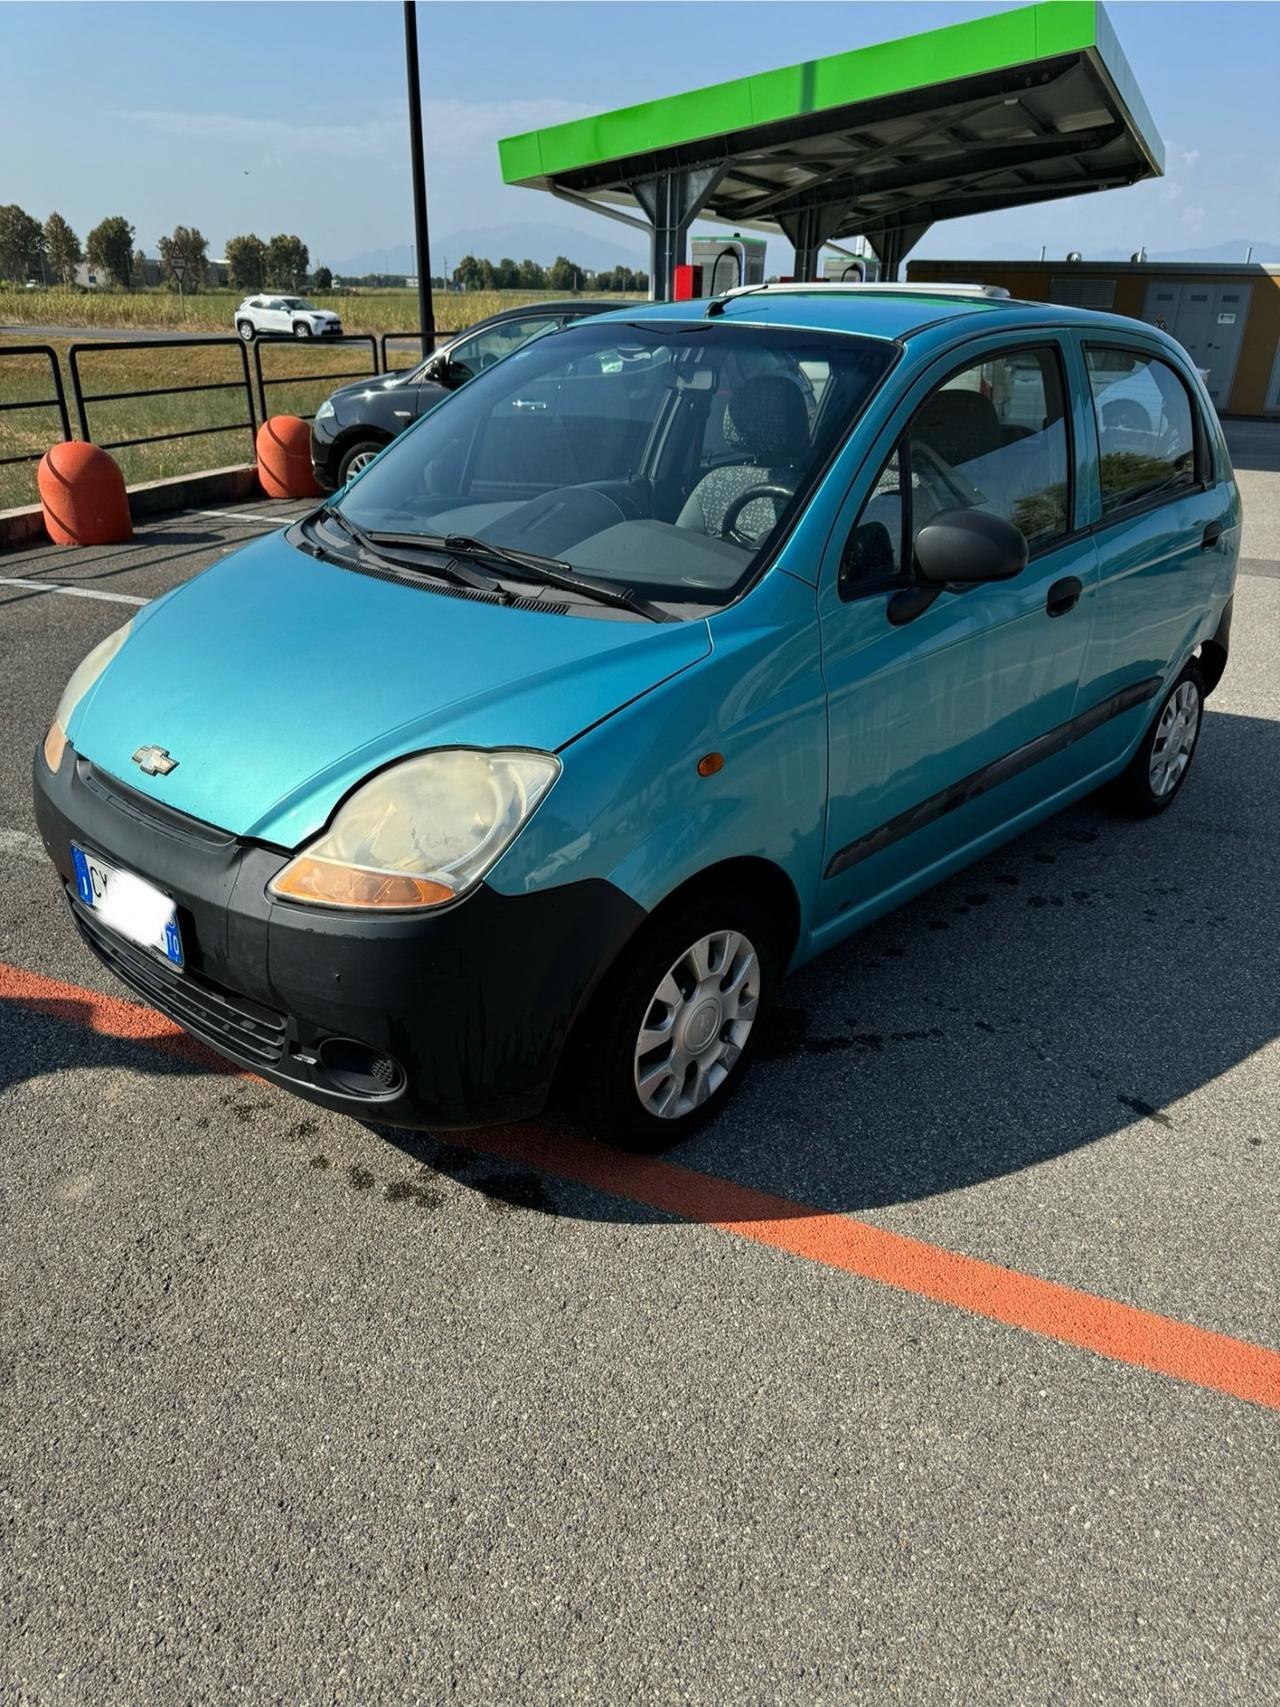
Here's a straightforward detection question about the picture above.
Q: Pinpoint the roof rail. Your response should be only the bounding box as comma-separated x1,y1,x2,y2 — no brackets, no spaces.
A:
719,281,1012,302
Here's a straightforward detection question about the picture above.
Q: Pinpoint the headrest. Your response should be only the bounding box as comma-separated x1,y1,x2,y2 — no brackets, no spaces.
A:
722,375,809,461
912,388,1001,466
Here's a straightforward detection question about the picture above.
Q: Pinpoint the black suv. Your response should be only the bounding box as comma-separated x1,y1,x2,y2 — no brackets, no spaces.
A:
310,299,618,489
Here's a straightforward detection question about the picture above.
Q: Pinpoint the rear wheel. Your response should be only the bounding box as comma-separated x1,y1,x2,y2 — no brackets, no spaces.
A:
568,888,779,1152
1109,661,1204,816
293,321,313,338
236,319,255,342
336,438,387,485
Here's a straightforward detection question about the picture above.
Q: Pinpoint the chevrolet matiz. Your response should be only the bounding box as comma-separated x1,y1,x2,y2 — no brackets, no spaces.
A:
34,284,1240,1150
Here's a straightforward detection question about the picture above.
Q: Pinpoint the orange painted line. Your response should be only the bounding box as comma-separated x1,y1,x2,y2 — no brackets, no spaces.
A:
5,959,1278,1411
0,960,237,1073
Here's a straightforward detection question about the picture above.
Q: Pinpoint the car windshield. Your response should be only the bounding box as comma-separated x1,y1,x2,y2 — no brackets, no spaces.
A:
332,319,895,606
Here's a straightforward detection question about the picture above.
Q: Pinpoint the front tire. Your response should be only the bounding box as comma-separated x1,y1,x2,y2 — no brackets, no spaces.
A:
568,889,780,1152
1109,661,1204,816
335,438,387,485
293,321,313,339
236,319,256,342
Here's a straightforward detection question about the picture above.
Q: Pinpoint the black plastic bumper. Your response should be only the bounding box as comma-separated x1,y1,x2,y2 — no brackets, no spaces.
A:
32,747,645,1129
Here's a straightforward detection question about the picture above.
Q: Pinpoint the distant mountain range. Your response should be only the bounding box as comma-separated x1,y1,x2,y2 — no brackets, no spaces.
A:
330,221,647,279
332,227,1280,279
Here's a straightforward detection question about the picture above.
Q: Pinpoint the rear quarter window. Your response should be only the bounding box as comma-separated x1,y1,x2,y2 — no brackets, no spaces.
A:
1084,347,1199,516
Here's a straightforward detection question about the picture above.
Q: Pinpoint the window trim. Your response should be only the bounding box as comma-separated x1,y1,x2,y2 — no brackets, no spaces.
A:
1082,340,1207,528
837,338,1075,604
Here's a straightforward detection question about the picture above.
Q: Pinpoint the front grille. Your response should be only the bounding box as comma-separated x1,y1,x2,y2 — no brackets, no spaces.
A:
72,898,287,1066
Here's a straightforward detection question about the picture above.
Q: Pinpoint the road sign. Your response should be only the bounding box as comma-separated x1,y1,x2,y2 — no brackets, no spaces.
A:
169,252,189,282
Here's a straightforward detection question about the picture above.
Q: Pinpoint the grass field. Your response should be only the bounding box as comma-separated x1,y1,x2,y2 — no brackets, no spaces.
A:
0,285,639,337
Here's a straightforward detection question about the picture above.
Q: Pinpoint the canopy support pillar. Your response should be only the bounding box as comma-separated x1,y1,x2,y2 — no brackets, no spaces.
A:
862,218,931,281
776,200,851,282
631,163,727,300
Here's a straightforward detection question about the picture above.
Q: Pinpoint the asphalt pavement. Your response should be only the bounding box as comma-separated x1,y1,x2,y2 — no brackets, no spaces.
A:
0,438,1277,1706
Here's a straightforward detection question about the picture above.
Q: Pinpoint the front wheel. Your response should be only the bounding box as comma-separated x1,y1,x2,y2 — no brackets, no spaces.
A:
568,889,780,1151
336,438,387,485
293,321,313,338
1109,661,1204,816
236,319,256,342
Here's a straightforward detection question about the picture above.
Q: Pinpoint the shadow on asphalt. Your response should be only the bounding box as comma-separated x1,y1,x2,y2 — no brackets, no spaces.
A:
6,709,1276,1223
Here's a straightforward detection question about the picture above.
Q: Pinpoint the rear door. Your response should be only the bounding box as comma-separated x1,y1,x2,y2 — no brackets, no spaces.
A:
1066,337,1237,772
815,333,1098,931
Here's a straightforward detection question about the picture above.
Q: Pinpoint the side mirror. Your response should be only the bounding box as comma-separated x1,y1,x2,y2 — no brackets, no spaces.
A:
913,507,1028,586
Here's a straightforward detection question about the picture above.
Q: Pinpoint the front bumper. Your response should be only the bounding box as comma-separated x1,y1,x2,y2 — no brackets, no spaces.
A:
33,747,644,1129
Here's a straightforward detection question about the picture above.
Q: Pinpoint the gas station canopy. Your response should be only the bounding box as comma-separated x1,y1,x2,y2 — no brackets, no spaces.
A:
498,1,1162,297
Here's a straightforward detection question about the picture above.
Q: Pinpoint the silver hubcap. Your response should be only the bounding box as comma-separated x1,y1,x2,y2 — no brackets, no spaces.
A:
346,449,377,476
633,930,760,1120
1149,680,1200,797
239,324,253,340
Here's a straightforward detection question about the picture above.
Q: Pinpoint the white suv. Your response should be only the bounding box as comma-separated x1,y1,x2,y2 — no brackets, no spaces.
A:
235,296,343,341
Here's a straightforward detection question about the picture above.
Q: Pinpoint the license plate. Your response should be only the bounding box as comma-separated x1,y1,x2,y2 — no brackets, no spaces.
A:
71,845,184,969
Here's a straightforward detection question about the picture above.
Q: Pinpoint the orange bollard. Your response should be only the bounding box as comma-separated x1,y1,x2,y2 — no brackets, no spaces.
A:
256,415,321,500
37,442,133,547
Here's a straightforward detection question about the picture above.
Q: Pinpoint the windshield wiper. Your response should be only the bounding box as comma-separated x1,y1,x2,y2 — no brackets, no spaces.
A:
313,507,504,595
430,533,670,622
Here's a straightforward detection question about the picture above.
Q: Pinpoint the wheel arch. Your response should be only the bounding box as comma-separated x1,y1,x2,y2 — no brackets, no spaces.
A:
552,855,801,1110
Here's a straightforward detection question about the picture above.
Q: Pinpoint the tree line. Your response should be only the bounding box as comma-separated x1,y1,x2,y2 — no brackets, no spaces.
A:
451,253,648,292
0,203,313,292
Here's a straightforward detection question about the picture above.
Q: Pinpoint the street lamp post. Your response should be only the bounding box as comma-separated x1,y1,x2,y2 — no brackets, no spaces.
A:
403,1,436,359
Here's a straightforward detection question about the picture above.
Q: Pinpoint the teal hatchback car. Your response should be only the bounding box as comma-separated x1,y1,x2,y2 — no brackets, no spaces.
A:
34,284,1239,1148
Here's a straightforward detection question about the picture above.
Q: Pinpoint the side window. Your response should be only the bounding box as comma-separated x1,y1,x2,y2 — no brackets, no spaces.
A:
839,345,1071,599
448,317,556,382
907,345,1070,549
1084,347,1198,515
840,446,905,595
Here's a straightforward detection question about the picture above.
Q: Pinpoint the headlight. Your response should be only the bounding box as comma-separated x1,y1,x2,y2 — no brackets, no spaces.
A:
42,620,133,771
315,398,335,420
269,748,560,910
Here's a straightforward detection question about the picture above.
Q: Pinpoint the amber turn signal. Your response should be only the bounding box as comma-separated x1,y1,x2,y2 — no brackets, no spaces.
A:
271,856,454,910
697,751,725,777
42,719,68,774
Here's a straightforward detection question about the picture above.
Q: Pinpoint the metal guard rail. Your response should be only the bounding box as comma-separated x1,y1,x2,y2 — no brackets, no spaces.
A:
0,344,73,467
251,333,380,423
67,337,257,459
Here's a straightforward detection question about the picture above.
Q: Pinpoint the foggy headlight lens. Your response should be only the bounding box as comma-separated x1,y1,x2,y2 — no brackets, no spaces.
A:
269,748,560,910
43,620,133,771
315,398,335,420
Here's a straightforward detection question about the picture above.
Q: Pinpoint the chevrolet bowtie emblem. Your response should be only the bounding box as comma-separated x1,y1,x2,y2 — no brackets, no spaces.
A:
132,745,178,777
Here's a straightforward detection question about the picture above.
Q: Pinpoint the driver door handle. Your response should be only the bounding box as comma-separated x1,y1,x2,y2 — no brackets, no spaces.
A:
1201,521,1223,551
1046,576,1083,618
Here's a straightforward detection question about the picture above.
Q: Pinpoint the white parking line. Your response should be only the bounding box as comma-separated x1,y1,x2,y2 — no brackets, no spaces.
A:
186,509,288,529
0,576,148,607
0,828,45,862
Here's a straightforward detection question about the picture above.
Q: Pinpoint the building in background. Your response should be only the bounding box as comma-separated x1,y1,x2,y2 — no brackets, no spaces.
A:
907,257,1280,416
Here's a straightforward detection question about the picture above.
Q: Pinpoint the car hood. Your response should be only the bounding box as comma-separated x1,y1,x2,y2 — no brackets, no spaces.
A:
67,531,710,848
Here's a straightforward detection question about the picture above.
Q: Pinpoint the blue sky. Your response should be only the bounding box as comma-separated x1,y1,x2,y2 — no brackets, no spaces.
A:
2,1,1276,272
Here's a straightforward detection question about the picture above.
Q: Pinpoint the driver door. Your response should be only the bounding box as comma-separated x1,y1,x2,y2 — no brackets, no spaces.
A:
815,337,1099,931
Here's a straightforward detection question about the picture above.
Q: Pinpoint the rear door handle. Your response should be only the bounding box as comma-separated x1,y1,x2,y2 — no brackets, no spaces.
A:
1046,576,1083,618
1201,521,1223,551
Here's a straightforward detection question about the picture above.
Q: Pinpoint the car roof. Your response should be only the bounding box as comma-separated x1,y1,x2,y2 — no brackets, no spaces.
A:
588,285,1170,347
449,299,618,334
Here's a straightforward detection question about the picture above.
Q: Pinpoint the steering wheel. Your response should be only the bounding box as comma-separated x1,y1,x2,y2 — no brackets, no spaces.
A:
721,483,794,548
